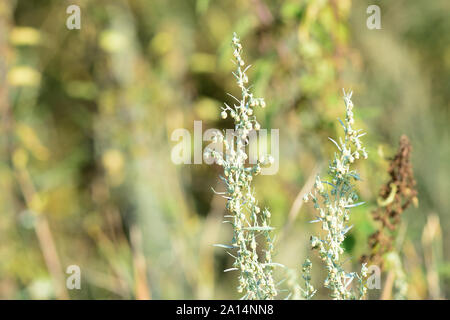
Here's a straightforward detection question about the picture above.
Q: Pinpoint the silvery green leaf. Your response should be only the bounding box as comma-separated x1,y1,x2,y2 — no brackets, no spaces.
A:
244,226,274,231
357,132,367,138
213,244,237,249
323,181,336,188
348,173,361,181
342,225,353,235
344,202,365,208
328,137,342,151
338,118,346,130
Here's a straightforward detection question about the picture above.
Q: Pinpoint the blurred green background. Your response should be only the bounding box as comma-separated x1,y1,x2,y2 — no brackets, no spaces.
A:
0,0,448,299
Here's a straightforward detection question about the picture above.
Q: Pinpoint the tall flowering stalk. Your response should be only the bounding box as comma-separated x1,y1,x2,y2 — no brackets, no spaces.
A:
303,90,368,299
205,33,278,300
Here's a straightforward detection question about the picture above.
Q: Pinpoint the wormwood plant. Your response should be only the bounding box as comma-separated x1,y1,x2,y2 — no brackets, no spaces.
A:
303,90,368,299
205,33,278,300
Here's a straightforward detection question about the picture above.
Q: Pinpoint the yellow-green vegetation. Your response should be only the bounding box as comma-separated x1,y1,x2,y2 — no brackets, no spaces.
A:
0,0,448,300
